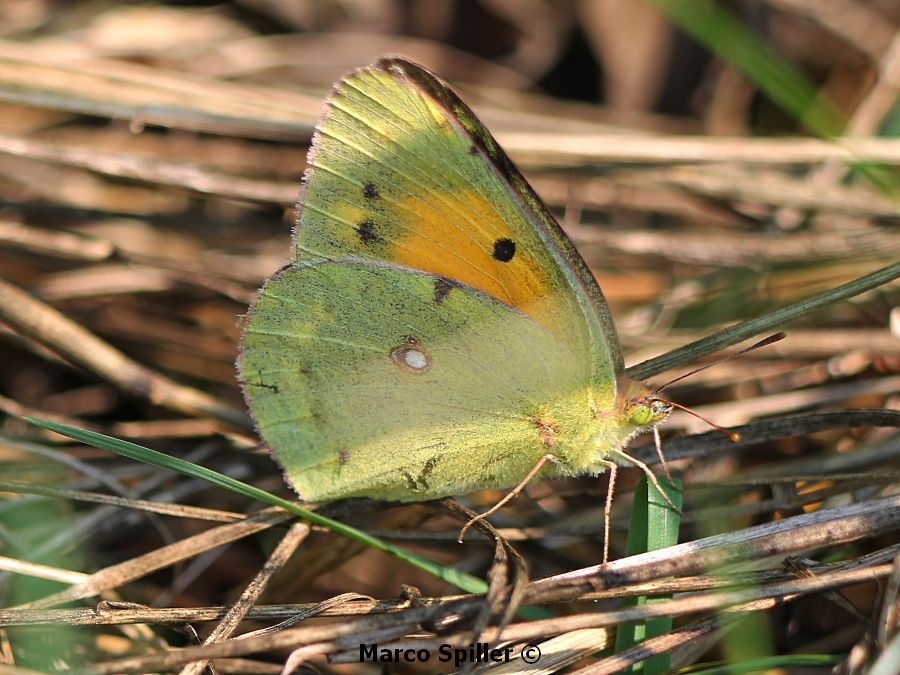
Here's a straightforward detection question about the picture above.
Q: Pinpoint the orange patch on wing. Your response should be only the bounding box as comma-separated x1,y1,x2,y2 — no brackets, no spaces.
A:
387,187,549,315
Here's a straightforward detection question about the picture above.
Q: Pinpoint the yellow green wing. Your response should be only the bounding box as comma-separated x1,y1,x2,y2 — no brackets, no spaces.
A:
238,259,600,502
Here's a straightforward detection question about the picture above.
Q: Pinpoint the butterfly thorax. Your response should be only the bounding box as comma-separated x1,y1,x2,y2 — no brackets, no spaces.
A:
530,377,671,481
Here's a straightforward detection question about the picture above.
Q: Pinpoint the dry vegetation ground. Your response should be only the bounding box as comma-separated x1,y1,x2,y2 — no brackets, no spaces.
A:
0,1,898,673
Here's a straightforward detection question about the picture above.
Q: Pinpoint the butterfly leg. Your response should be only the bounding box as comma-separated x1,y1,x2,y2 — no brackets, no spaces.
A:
653,426,671,479
610,448,680,514
596,458,618,564
457,453,559,543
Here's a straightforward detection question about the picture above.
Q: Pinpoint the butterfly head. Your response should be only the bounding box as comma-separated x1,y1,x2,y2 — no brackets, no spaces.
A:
618,375,744,443
617,377,672,432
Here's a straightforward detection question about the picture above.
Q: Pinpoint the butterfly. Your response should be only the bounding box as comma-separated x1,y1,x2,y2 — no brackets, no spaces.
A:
237,57,672,530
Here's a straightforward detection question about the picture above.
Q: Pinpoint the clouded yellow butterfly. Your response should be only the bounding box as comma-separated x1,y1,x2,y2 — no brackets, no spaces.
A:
237,57,671,511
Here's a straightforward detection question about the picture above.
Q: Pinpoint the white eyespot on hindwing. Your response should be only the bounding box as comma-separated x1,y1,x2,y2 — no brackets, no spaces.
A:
390,335,431,373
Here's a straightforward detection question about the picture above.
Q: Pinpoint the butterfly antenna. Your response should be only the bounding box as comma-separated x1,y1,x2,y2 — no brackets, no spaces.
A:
655,332,786,392
662,398,742,442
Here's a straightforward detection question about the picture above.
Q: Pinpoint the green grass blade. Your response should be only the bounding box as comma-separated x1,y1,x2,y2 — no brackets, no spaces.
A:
615,477,683,673
649,0,845,137
21,416,488,594
628,261,900,380
651,0,899,197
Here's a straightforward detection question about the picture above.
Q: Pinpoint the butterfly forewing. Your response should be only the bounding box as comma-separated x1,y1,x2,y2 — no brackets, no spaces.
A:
294,58,623,398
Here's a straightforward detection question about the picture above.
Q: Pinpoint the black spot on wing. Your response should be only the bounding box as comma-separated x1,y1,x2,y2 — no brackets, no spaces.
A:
433,277,455,304
363,182,380,200
356,219,380,244
421,456,438,478
415,456,440,490
492,238,516,262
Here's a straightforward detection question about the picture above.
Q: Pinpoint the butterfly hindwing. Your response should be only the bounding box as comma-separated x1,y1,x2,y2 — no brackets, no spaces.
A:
238,259,598,501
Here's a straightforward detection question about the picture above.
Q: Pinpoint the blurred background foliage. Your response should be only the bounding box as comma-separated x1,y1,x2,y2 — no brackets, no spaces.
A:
0,0,897,672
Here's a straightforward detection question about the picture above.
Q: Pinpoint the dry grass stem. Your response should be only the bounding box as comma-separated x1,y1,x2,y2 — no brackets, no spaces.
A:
1,4,897,671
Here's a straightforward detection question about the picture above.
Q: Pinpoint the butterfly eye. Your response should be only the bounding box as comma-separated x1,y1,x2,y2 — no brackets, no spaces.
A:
626,401,654,428
626,398,672,429
651,400,673,417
